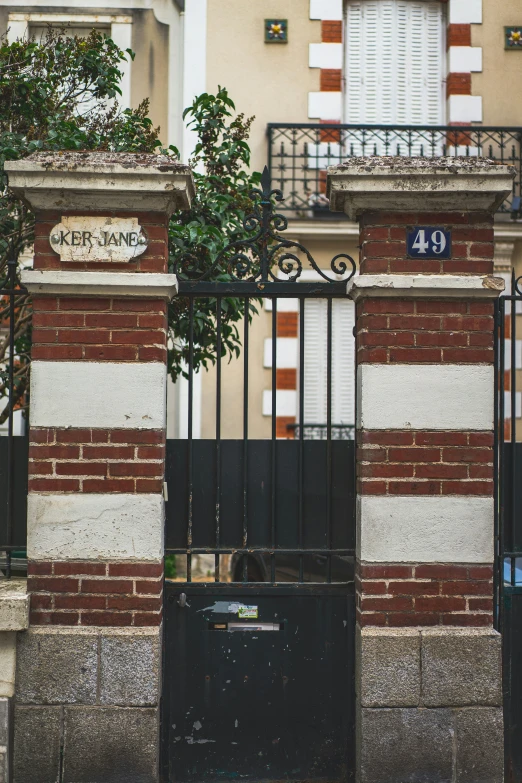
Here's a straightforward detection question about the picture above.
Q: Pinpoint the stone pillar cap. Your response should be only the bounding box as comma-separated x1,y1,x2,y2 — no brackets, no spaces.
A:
5,151,195,214
327,156,516,219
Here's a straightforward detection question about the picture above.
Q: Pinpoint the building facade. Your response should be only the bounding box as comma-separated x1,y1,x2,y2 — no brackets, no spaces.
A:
2,0,522,439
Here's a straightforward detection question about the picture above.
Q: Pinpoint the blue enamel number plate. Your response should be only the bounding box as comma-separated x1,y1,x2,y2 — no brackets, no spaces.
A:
407,227,451,259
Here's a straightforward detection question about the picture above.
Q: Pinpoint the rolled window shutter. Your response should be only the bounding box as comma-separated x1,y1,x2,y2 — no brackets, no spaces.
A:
345,0,445,127
301,300,355,427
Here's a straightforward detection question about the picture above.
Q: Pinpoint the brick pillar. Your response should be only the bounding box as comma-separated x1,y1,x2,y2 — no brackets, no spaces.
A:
5,152,194,783
328,158,513,783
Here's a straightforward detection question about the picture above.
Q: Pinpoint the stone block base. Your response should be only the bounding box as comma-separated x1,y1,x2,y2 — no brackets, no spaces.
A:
356,627,503,783
13,626,161,783
359,706,503,783
0,698,10,783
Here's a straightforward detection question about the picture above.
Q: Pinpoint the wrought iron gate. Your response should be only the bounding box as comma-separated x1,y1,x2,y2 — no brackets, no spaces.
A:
496,273,522,782
161,170,357,783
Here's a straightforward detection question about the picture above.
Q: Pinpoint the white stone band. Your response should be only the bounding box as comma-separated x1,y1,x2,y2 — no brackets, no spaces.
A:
347,274,504,300
21,270,179,299
27,493,164,561
357,364,494,431
357,495,493,563
30,361,166,430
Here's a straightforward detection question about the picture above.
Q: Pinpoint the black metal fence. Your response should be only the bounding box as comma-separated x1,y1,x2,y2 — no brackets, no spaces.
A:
268,124,522,216
166,168,357,586
0,259,28,577
495,275,522,779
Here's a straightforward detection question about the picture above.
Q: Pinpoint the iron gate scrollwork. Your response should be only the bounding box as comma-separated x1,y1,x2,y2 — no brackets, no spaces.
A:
162,168,357,783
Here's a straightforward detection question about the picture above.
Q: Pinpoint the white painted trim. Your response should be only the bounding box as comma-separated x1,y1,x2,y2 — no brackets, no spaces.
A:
357,364,494,431
447,94,483,123
110,22,132,109
8,12,132,23
284,220,522,243
30,361,166,430
448,46,483,73
6,19,27,40
449,0,482,25
0,633,17,698
174,367,202,440
21,270,178,299
182,0,207,163
504,390,522,420
5,156,194,213
358,495,493,563
264,338,298,369
309,43,343,69
262,390,297,417
27,493,164,561
308,92,342,120
347,274,504,300
327,158,512,217
264,298,299,312
0,583,29,632
310,0,343,21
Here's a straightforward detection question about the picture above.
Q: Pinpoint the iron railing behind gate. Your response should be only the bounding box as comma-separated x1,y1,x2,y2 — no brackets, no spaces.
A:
268,123,522,216
0,259,28,578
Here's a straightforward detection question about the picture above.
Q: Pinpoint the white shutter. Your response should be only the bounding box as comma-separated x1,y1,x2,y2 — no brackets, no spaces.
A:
301,300,355,426
345,0,445,128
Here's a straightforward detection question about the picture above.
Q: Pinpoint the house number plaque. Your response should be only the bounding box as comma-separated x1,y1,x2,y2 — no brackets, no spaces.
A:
49,216,148,262
407,226,451,260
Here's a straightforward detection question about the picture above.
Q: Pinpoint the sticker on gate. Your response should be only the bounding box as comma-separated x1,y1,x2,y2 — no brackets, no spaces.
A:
238,605,259,619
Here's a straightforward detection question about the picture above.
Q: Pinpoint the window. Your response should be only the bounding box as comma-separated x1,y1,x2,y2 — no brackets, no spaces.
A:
302,299,355,431
344,0,446,126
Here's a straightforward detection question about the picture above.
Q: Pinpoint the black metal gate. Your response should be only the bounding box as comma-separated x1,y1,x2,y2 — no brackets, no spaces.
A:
161,170,357,783
496,272,522,782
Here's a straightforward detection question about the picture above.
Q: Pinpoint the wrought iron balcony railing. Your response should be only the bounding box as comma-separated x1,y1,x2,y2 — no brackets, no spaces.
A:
287,424,355,441
267,123,522,216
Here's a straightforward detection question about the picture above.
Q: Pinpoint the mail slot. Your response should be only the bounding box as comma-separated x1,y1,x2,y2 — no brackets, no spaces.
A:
209,622,282,631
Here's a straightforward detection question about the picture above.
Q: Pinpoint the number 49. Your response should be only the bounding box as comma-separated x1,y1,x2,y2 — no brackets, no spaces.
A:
411,229,447,255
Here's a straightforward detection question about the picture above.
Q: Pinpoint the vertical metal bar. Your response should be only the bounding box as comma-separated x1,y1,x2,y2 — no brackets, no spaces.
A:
6,258,16,580
494,298,500,628
186,297,194,584
499,296,506,629
271,297,277,583
242,297,250,583
215,297,222,582
511,282,517,593
298,297,305,583
326,298,333,583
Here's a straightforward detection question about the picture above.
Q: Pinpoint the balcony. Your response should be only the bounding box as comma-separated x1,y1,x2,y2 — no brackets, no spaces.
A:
267,124,522,217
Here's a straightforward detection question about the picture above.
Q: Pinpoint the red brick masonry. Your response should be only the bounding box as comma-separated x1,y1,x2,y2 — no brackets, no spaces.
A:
28,561,163,626
356,563,493,627
31,296,167,363
358,431,493,496
321,20,342,43
356,299,494,365
29,428,165,493
359,211,494,276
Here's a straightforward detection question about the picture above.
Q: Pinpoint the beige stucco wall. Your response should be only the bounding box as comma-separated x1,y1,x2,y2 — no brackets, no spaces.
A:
206,0,321,175
131,10,169,139
473,0,522,126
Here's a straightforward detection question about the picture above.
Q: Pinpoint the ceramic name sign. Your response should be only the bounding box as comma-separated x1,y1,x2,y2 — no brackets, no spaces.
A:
49,216,148,262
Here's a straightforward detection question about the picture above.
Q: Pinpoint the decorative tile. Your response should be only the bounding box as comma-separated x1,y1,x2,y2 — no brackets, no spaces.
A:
505,27,522,49
265,19,288,44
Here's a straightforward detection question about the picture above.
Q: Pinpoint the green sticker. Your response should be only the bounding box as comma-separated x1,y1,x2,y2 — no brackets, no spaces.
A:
238,605,258,619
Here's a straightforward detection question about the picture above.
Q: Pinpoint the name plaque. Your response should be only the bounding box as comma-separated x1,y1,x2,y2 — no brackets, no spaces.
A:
49,216,148,262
